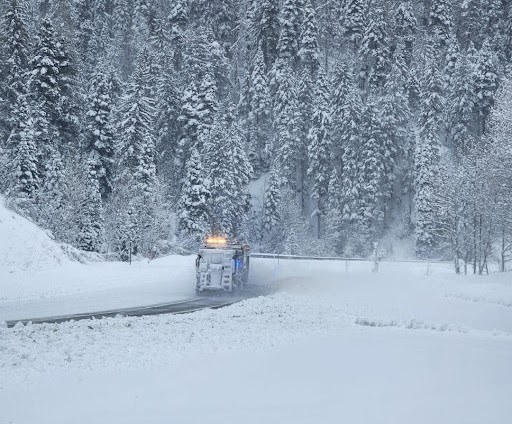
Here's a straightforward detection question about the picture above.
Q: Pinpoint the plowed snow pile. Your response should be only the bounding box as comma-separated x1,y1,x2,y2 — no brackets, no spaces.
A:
0,196,69,272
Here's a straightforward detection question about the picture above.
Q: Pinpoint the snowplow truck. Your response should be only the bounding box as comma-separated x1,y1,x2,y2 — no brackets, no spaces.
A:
195,237,250,294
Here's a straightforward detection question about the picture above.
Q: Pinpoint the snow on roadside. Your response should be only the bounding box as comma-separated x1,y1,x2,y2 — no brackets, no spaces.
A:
0,292,349,378
1,260,512,424
2,265,512,380
0,255,196,317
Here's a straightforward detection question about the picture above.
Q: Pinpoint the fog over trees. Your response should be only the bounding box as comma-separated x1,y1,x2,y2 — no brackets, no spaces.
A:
1,0,512,272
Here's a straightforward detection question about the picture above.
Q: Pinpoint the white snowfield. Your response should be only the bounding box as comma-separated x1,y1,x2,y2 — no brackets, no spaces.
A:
1,257,512,424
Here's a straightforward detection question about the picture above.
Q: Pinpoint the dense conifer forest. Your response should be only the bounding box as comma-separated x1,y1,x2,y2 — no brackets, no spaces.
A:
1,0,512,272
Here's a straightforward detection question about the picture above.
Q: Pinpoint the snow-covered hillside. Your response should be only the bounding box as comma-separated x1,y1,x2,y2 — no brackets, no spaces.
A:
0,195,70,271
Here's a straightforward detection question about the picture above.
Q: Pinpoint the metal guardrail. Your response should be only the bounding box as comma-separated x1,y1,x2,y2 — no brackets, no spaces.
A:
250,252,451,264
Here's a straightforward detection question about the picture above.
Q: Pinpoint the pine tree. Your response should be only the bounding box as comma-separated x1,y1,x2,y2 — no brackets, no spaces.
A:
272,59,300,190
196,72,218,141
182,28,230,93
117,49,156,183
168,0,188,71
459,0,484,48
428,0,453,44
357,101,386,238
7,92,39,201
112,0,135,78
155,55,181,196
0,0,30,139
393,0,416,65
447,48,477,154
29,18,79,158
343,0,367,49
85,71,114,201
299,0,319,77
277,0,300,62
330,60,353,167
415,49,444,257
75,0,95,75
76,164,103,252
359,8,391,92
263,163,281,233
177,83,201,180
203,116,252,237
296,68,314,211
339,82,363,226
473,39,499,134
325,167,343,252
248,0,280,69
178,147,210,237
379,48,410,185
115,48,157,255
247,44,272,174
307,69,332,222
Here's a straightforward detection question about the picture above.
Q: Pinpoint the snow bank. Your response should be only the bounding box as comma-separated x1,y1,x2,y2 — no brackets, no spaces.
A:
0,195,71,272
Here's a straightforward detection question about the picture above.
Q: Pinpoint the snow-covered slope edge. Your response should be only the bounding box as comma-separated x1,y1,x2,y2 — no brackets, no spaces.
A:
0,195,100,273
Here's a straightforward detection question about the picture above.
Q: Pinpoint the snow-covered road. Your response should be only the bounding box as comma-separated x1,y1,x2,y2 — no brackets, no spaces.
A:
1,258,512,424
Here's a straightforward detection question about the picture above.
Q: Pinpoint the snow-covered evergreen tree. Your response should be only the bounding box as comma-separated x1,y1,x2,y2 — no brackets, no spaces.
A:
85,71,114,201
339,82,363,226
272,59,300,190
357,101,386,239
0,0,30,141
263,163,281,235
330,60,353,166
428,0,453,44
246,44,272,175
473,40,499,134
393,0,416,64
414,48,444,257
446,48,477,155
307,69,332,232
248,0,280,69
7,92,39,202
277,0,300,62
196,72,218,141
168,0,188,71
177,82,201,180
343,0,367,49
359,8,391,92
29,18,80,158
115,48,157,256
203,116,252,237
299,0,319,77
178,146,210,237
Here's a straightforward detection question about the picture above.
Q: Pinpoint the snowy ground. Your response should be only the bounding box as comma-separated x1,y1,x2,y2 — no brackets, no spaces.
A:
1,258,512,424
0,196,197,321
0,256,197,321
